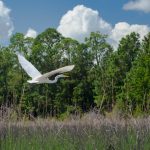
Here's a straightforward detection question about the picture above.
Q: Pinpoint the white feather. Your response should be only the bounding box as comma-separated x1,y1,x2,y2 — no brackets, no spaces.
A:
17,54,42,78
17,54,75,84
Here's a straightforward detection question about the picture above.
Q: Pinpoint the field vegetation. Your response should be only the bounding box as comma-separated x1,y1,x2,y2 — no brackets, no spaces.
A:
0,111,150,150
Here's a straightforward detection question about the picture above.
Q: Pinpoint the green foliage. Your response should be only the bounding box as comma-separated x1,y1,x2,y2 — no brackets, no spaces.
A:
0,28,150,117
119,33,150,115
85,32,113,111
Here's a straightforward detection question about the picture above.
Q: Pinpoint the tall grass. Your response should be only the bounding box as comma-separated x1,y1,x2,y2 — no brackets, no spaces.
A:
0,112,150,149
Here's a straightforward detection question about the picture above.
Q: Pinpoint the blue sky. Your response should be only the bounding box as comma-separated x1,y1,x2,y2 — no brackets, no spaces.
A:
1,0,150,47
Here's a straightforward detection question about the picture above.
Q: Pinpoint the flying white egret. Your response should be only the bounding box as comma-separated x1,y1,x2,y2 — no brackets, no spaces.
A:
17,54,75,84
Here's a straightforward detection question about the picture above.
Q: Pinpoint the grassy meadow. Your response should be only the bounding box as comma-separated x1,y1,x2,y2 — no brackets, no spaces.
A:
0,112,150,150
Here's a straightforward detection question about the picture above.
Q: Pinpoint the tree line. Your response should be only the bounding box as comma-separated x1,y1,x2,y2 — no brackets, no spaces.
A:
0,28,150,118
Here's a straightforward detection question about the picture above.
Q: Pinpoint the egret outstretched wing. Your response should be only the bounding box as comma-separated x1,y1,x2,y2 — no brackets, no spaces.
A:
17,54,42,79
37,65,75,80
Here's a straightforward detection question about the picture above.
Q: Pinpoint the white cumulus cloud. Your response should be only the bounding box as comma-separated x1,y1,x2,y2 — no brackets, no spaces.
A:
0,0,14,40
25,28,37,38
57,5,112,42
123,0,150,13
109,22,150,49
57,5,150,49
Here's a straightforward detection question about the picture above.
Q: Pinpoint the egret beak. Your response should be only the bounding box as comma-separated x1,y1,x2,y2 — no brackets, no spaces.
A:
63,74,69,77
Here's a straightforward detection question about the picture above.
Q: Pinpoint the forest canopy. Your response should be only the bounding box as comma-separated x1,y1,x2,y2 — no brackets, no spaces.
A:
0,28,150,118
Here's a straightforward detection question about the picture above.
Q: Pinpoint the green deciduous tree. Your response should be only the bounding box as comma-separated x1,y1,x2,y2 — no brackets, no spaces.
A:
120,33,150,115
85,32,113,111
